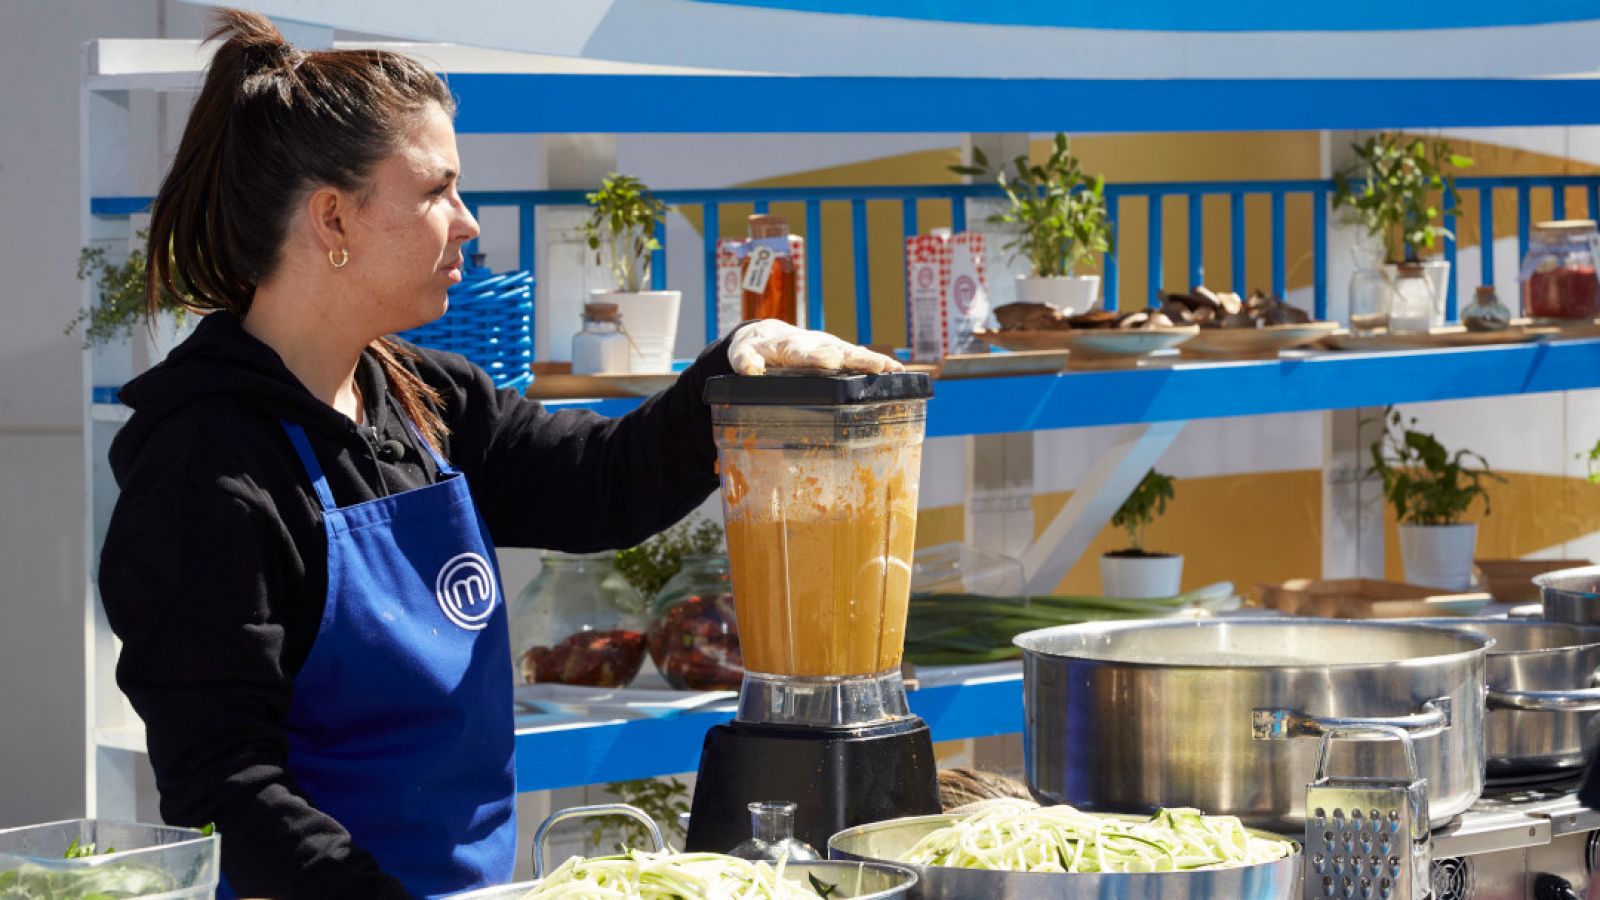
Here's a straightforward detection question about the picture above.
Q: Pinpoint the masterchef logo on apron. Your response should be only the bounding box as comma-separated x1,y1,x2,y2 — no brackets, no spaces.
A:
434,551,498,630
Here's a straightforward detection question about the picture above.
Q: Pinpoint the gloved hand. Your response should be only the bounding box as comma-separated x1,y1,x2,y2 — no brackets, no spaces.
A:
727,319,904,376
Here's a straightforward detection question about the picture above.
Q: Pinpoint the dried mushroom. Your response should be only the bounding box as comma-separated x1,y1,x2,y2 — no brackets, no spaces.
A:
1157,286,1315,329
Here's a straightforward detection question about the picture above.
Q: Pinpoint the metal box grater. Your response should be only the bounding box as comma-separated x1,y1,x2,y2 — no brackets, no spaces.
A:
1304,724,1432,900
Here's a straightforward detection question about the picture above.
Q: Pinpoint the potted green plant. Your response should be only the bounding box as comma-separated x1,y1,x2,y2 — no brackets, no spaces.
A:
951,133,1112,314
1100,469,1181,598
580,173,677,374
1333,134,1473,331
71,228,195,355
1368,407,1503,590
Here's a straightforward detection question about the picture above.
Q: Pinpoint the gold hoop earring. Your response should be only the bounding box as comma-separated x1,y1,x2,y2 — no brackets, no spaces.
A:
328,248,350,269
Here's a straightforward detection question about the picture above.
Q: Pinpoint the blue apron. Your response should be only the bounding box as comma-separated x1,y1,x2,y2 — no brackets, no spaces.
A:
266,418,516,898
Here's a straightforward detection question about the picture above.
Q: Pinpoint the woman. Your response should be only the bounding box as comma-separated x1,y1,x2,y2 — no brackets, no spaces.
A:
98,10,898,898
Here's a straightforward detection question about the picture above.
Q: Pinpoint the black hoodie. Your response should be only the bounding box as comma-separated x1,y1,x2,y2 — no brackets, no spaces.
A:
99,311,734,898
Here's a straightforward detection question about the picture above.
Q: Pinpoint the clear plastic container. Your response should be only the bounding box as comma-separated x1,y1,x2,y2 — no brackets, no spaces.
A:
648,554,745,691
1521,219,1600,320
510,552,649,687
1386,263,1436,335
910,542,1025,596
0,819,219,900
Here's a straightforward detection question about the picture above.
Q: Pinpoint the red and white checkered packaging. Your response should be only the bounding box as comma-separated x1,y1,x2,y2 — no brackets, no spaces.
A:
905,231,988,361
716,236,807,339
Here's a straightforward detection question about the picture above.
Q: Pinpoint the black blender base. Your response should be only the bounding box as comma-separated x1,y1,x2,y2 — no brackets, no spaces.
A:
684,716,941,852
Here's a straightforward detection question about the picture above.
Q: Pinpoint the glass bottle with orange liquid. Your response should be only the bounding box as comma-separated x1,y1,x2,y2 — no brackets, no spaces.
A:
741,214,798,324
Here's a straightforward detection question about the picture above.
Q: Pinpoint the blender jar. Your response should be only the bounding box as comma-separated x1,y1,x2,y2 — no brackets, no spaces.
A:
705,371,931,727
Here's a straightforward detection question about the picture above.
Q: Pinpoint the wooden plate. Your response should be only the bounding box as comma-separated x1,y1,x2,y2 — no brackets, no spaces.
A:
524,371,678,399
1179,322,1339,359
1322,326,1547,351
976,326,1198,368
935,350,1069,379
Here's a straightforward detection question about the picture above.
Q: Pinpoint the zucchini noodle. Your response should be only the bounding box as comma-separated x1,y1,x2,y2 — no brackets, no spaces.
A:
899,800,1294,873
519,849,849,899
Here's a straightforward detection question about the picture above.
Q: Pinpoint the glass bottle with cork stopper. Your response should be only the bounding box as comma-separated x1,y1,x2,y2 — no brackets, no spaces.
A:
571,302,632,375
741,214,798,324
1462,285,1512,332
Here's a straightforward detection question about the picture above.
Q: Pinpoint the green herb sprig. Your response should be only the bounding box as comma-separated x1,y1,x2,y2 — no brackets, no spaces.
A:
580,174,669,293
950,133,1113,279
70,228,193,349
589,777,692,853
613,517,724,600
1110,470,1176,553
1367,406,1502,525
1332,134,1473,264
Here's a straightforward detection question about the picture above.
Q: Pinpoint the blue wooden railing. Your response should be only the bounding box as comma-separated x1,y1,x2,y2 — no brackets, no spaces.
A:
89,173,1600,352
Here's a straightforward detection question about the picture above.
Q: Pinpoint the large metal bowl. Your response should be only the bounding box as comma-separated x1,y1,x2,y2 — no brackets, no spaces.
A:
1391,618,1600,773
452,860,919,899
829,812,1301,899
1537,565,1600,625
1015,619,1489,830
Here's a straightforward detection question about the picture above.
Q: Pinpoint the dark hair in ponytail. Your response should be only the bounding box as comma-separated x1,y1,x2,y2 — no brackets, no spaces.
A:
146,8,453,449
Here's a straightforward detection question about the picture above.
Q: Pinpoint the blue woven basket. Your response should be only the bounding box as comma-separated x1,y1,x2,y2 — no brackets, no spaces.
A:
399,265,534,391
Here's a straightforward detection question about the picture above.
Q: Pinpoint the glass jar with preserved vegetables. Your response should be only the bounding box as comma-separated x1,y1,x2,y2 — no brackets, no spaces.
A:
1521,219,1600,321
647,554,744,691
509,552,648,687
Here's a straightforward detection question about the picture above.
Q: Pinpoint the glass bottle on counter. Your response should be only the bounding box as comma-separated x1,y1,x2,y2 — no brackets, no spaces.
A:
1521,220,1600,321
1462,285,1512,332
571,302,631,375
509,552,648,688
726,802,820,864
647,554,744,691
741,215,798,324
1386,263,1437,335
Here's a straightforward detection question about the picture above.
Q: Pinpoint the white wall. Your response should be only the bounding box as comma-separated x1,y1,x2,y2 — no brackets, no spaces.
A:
0,0,176,828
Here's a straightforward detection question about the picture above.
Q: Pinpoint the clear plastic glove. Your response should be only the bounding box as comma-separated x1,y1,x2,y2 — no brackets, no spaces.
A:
727,319,904,376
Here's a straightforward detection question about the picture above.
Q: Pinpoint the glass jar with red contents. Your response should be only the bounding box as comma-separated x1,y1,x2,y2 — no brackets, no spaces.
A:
510,552,648,688
1521,219,1600,321
647,554,744,691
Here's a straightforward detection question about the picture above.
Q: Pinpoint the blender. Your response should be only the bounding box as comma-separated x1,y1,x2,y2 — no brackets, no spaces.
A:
685,370,941,852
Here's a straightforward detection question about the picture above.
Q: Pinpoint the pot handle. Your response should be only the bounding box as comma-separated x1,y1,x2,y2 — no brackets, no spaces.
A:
1252,697,1452,741
1488,669,1600,711
531,803,666,879
1312,723,1423,785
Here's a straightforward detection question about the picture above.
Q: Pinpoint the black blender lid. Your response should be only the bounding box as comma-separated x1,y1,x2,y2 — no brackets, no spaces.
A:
703,370,933,405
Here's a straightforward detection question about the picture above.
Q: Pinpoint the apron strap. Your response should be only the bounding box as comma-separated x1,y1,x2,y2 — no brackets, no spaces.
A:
280,420,338,512
400,416,456,475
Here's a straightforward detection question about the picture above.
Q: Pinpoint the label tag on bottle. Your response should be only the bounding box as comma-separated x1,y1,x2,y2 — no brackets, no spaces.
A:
742,245,776,293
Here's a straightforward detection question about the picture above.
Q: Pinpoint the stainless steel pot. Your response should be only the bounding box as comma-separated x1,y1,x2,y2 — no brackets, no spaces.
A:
453,803,920,899
1394,618,1600,773
1537,565,1600,625
453,861,918,900
828,812,1300,899
1015,619,1489,830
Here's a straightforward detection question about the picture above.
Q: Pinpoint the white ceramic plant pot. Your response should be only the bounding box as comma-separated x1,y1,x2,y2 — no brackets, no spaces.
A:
1015,274,1101,315
592,289,681,374
1099,553,1184,599
1399,523,1478,591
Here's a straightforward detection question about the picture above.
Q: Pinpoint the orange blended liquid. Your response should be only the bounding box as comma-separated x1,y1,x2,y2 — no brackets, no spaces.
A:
716,416,923,678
